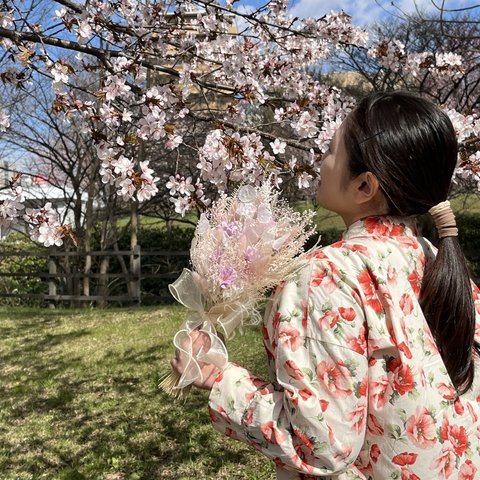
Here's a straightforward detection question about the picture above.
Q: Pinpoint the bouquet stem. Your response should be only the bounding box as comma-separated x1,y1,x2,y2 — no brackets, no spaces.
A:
158,367,192,399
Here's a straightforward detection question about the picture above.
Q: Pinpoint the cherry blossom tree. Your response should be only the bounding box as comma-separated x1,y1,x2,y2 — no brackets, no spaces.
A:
0,0,478,247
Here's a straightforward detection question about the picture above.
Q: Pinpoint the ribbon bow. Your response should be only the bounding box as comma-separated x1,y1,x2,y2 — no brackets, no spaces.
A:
169,268,254,389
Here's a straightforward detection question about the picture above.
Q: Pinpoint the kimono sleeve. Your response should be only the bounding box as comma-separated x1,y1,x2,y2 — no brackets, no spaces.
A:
208,255,369,477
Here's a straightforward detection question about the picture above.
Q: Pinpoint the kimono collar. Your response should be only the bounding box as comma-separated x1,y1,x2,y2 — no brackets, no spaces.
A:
342,215,418,241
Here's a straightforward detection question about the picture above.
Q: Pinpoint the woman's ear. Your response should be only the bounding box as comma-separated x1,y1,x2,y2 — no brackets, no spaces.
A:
353,171,381,205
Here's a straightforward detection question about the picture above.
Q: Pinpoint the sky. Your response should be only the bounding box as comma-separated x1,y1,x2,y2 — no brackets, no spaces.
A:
237,0,480,26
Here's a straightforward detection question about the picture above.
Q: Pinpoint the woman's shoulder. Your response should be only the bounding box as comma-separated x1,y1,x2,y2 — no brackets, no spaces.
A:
305,238,372,272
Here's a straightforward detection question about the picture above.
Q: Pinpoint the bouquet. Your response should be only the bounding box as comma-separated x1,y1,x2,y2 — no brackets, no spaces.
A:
160,182,317,397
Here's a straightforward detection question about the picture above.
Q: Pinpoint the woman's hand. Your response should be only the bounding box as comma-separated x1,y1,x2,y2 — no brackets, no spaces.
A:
170,329,222,391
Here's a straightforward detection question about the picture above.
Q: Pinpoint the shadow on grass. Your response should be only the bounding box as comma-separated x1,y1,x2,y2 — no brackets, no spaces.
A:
0,310,272,480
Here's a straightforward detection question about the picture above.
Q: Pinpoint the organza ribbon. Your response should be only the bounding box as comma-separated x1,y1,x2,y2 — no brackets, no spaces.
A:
169,268,254,389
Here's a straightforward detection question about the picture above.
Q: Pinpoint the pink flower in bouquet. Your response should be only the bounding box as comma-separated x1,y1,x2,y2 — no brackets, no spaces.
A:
221,221,240,237
244,246,257,263
219,266,237,289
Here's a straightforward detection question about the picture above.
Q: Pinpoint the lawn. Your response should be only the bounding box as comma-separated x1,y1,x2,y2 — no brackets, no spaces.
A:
0,306,275,480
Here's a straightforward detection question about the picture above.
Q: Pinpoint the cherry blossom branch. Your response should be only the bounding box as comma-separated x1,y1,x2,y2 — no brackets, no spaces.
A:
189,111,321,154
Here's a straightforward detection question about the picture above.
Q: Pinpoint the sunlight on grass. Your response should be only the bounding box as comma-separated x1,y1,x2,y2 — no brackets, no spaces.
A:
0,306,275,480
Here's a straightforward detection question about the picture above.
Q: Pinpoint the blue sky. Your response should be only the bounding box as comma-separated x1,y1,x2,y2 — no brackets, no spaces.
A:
237,0,480,26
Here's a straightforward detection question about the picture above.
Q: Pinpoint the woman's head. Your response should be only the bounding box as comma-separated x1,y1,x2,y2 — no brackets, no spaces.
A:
342,91,458,216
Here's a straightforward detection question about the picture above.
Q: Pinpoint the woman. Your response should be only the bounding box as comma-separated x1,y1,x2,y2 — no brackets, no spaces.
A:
172,91,480,479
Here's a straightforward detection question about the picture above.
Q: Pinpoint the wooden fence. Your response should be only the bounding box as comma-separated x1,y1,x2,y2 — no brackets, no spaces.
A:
0,247,189,306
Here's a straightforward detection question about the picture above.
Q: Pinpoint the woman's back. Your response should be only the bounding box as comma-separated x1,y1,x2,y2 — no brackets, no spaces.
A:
304,215,480,479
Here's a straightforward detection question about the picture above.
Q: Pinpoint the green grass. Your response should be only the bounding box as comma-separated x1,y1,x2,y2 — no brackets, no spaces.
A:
0,306,275,480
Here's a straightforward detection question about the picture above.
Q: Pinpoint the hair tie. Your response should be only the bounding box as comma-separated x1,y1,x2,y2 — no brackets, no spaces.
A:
428,200,458,238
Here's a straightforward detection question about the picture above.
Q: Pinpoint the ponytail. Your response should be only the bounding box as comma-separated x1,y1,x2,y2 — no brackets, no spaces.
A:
420,235,480,394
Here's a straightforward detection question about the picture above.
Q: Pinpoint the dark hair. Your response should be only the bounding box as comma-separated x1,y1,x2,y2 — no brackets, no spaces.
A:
343,91,479,394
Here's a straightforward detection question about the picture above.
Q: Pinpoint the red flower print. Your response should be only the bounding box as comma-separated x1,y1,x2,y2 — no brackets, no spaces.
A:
277,323,303,352
400,467,421,480
440,415,450,441
399,293,414,315
272,310,281,331
301,299,308,329
209,409,220,423
224,427,237,439
397,235,419,249
356,376,368,397
364,217,389,236
339,306,356,321
357,268,383,313
330,240,345,249
467,402,478,422
440,414,467,455
298,388,312,401
346,333,366,355
309,249,328,260
351,287,363,306
454,397,465,415
418,367,426,388
318,309,339,331
364,217,407,236
345,243,369,254
392,452,418,466
430,445,456,479
346,399,367,433
387,357,415,395
284,359,304,380
260,421,287,445
243,405,255,426
367,414,384,435
319,399,329,411
293,428,314,450
328,424,335,444
449,424,468,456
387,264,397,283
405,406,437,449
423,325,439,354
370,444,381,463
391,224,403,236
398,341,413,359
436,382,455,401
370,375,391,408
459,459,477,480
311,267,337,293
407,270,421,296
316,358,352,399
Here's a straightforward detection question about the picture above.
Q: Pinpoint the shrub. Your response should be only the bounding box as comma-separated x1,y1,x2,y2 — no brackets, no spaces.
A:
0,232,48,306
112,226,194,304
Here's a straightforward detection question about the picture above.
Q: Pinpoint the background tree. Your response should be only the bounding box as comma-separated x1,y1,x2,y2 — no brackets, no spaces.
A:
0,0,477,245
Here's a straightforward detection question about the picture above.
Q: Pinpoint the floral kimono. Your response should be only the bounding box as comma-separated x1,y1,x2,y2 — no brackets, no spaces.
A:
208,215,480,479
